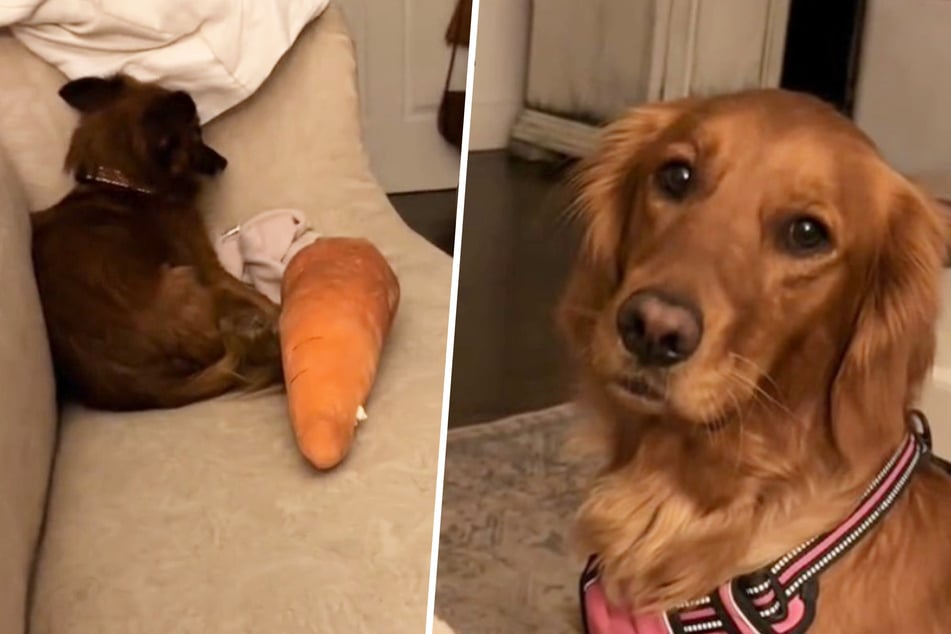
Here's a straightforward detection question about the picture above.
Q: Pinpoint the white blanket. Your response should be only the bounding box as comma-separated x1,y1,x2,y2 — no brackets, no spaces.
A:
215,208,320,305
0,0,329,122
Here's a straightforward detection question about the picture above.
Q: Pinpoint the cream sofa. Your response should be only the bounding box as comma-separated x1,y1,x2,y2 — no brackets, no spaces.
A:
0,7,449,634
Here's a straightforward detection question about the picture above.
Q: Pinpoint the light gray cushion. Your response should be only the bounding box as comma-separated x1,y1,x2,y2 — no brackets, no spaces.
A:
0,147,57,634
24,7,449,633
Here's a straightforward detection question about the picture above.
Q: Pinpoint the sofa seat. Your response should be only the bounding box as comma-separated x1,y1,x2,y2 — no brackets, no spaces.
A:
0,7,449,634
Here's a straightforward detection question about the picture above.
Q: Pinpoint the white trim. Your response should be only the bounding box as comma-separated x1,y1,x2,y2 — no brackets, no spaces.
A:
647,0,675,101
760,0,793,86
661,0,701,100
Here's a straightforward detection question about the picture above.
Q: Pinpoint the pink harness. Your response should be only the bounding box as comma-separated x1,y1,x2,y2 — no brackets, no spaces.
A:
580,414,941,634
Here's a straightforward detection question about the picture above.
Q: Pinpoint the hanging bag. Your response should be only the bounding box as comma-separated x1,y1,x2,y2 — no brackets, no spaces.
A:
437,0,471,148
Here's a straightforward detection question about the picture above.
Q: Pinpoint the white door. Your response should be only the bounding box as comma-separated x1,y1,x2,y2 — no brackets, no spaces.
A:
334,0,466,194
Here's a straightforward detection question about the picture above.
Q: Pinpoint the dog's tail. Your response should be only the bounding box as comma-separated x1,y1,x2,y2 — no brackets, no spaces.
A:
155,329,283,408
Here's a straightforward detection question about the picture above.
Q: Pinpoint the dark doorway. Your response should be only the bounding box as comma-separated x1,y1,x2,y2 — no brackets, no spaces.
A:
780,0,868,116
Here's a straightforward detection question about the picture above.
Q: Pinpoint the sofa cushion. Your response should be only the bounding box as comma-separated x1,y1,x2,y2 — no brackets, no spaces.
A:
30,387,443,632
28,7,449,633
0,148,58,634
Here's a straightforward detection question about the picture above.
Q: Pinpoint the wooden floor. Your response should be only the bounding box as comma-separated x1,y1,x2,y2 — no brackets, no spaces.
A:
389,189,457,256
446,151,581,427
389,150,582,427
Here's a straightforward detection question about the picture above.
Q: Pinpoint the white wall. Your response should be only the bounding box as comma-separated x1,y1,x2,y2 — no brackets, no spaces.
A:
854,0,951,176
467,0,531,151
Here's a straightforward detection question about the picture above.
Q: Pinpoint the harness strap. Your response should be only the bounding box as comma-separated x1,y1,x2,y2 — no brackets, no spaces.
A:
581,413,939,634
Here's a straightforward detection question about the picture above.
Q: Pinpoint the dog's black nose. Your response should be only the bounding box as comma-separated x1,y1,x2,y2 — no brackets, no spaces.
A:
617,290,702,367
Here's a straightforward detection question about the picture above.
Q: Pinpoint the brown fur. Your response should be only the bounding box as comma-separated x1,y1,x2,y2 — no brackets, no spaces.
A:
558,89,951,631
32,75,282,410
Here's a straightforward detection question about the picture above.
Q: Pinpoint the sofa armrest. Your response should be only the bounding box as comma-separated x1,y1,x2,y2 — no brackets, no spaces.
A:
0,148,58,634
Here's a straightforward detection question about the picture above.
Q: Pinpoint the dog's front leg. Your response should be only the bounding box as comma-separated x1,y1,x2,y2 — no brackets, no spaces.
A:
170,211,280,319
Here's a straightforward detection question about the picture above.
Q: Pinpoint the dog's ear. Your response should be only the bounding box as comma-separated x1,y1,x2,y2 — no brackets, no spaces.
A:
830,181,947,466
59,76,125,112
142,91,198,150
155,90,198,124
557,100,685,352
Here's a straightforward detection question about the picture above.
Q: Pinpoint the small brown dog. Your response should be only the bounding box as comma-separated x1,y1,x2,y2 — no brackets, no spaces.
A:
560,90,951,632
32,75,281,411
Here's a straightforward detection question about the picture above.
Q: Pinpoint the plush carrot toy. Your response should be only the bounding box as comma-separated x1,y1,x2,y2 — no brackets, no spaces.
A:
279,237,400,469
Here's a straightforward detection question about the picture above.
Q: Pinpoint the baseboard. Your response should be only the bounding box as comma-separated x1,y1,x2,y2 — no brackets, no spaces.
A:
509,109,602,158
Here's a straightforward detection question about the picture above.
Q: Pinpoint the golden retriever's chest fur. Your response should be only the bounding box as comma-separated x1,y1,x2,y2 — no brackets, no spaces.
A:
579,459,951,633
812,470,951,633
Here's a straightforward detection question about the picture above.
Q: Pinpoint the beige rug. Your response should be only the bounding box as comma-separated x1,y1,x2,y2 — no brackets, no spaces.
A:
434,404,595,634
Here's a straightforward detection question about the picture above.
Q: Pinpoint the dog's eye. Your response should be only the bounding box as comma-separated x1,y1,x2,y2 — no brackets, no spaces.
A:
781,215,831,255
655,161,693,200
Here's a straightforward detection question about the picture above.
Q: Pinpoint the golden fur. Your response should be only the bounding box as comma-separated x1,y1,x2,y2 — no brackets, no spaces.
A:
558,90,951,632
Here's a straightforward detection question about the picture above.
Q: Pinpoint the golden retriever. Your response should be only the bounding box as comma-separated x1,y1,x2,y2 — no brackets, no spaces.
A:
559,90,951,632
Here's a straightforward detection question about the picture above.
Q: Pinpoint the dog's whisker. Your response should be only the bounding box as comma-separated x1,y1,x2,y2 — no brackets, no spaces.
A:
722,378,747,473
725,365,795,421
729,353,785,402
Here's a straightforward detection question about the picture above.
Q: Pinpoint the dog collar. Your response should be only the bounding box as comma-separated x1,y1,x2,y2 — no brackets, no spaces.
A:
76,166,156,195
580,414,933,634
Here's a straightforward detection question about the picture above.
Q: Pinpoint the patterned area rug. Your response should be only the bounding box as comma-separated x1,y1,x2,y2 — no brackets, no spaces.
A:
435,404,596,634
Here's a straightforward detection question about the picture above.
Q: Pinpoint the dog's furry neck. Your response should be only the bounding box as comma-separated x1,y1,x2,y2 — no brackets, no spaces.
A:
575,392,905,612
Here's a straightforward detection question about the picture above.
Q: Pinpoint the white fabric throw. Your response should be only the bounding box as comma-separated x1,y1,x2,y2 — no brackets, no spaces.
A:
0,0,329,122
215,208,320,305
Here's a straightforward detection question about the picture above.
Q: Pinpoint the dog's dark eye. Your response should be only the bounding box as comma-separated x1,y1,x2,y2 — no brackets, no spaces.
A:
781,215,831,255
655,161,693,200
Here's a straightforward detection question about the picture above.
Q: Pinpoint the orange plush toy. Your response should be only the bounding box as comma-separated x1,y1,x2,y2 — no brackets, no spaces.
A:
279,238,400,469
